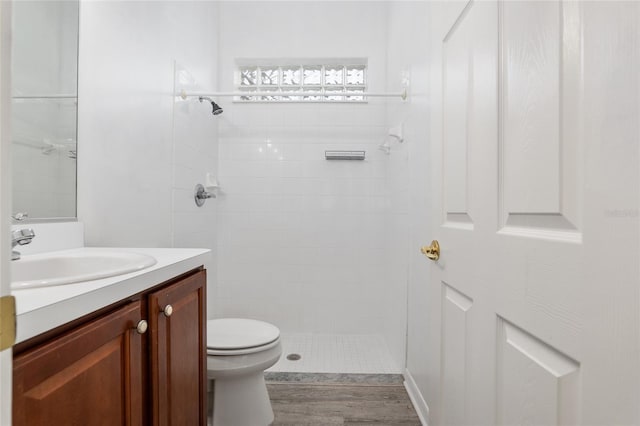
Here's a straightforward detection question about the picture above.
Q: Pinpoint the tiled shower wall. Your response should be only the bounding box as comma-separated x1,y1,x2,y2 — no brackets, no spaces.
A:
171,76,219,250
215,104,389,333
78,2,220,311
171,63,219,316
215,2,407,369
78,1,219,248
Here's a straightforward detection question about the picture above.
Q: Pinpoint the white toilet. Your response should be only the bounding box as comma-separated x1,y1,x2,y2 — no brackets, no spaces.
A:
207,318,282,426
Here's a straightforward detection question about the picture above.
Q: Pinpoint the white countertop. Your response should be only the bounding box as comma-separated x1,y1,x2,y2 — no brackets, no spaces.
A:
13,247,210,344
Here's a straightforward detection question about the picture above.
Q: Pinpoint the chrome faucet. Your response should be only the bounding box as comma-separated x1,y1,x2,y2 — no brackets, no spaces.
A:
12,228,35,261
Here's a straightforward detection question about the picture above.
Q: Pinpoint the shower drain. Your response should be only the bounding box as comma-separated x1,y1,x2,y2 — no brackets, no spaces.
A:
286,353,302,361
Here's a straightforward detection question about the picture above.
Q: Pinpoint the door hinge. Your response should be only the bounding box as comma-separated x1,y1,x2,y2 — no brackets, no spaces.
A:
0,295,16,351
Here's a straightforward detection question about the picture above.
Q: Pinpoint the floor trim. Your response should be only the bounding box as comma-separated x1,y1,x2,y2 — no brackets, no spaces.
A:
403,368,429,426
265,372,405,385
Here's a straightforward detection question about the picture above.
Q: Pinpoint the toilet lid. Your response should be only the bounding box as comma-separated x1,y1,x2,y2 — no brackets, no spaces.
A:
207,318,280,350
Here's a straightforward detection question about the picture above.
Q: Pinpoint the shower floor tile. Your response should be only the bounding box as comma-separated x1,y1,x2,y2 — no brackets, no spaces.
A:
267,333,401,374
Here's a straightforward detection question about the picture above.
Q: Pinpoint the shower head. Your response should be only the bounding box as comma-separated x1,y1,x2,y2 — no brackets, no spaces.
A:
198,96,224,116
210,101,224,115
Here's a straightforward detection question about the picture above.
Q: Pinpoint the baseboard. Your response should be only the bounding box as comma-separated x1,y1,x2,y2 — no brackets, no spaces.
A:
403,368,429,426
265,372,404,385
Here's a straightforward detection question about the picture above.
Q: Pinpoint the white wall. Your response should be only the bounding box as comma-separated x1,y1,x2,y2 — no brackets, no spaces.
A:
78,1,218,247
215,1,403,366
385,0,433,419
77,1,219,313
385,0,431,388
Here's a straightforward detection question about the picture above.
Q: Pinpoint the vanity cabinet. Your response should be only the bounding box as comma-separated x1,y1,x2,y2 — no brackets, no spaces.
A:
12,268,207,426
149,270,207,426
13,301,145,425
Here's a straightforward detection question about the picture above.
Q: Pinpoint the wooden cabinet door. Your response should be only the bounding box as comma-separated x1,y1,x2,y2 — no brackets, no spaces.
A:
149,270,207,426
13,301,144,426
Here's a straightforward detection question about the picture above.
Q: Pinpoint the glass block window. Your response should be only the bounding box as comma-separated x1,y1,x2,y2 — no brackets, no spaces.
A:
260,67,279,86
240,67,258,86
236,61,367,102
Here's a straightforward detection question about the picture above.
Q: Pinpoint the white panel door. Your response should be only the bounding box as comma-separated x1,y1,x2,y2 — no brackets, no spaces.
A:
426,1,639,425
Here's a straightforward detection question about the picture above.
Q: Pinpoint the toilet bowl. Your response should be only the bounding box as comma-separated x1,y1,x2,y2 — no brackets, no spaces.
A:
207,318,282,426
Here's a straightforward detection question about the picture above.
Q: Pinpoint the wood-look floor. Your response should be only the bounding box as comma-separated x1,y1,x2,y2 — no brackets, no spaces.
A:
268,382,421,426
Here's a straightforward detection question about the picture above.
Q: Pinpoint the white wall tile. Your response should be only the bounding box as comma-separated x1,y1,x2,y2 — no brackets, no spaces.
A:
216,2,396,340
77,2,220,316
78,1,219,247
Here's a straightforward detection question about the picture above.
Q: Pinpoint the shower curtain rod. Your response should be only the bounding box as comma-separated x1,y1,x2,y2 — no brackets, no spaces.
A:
179,88,407,101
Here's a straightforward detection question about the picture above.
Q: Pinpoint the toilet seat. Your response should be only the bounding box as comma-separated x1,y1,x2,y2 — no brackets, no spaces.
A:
206,318,282,426
207,318,280,356
207,338,281,356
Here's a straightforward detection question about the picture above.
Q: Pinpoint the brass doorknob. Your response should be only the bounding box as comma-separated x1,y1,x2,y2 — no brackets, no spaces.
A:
420,240,440,261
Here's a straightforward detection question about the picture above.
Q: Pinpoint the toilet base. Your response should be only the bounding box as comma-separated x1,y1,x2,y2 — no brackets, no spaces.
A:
210,373,274,426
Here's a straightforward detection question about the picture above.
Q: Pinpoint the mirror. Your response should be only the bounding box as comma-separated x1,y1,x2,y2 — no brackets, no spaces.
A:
11,0,79,220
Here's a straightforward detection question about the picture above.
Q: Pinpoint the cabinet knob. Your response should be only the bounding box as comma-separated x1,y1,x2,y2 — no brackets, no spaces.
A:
163,305,173,317
136,320,148,334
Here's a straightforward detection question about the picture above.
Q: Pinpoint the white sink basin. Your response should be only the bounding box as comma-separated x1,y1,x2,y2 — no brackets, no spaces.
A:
12,250,157,289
